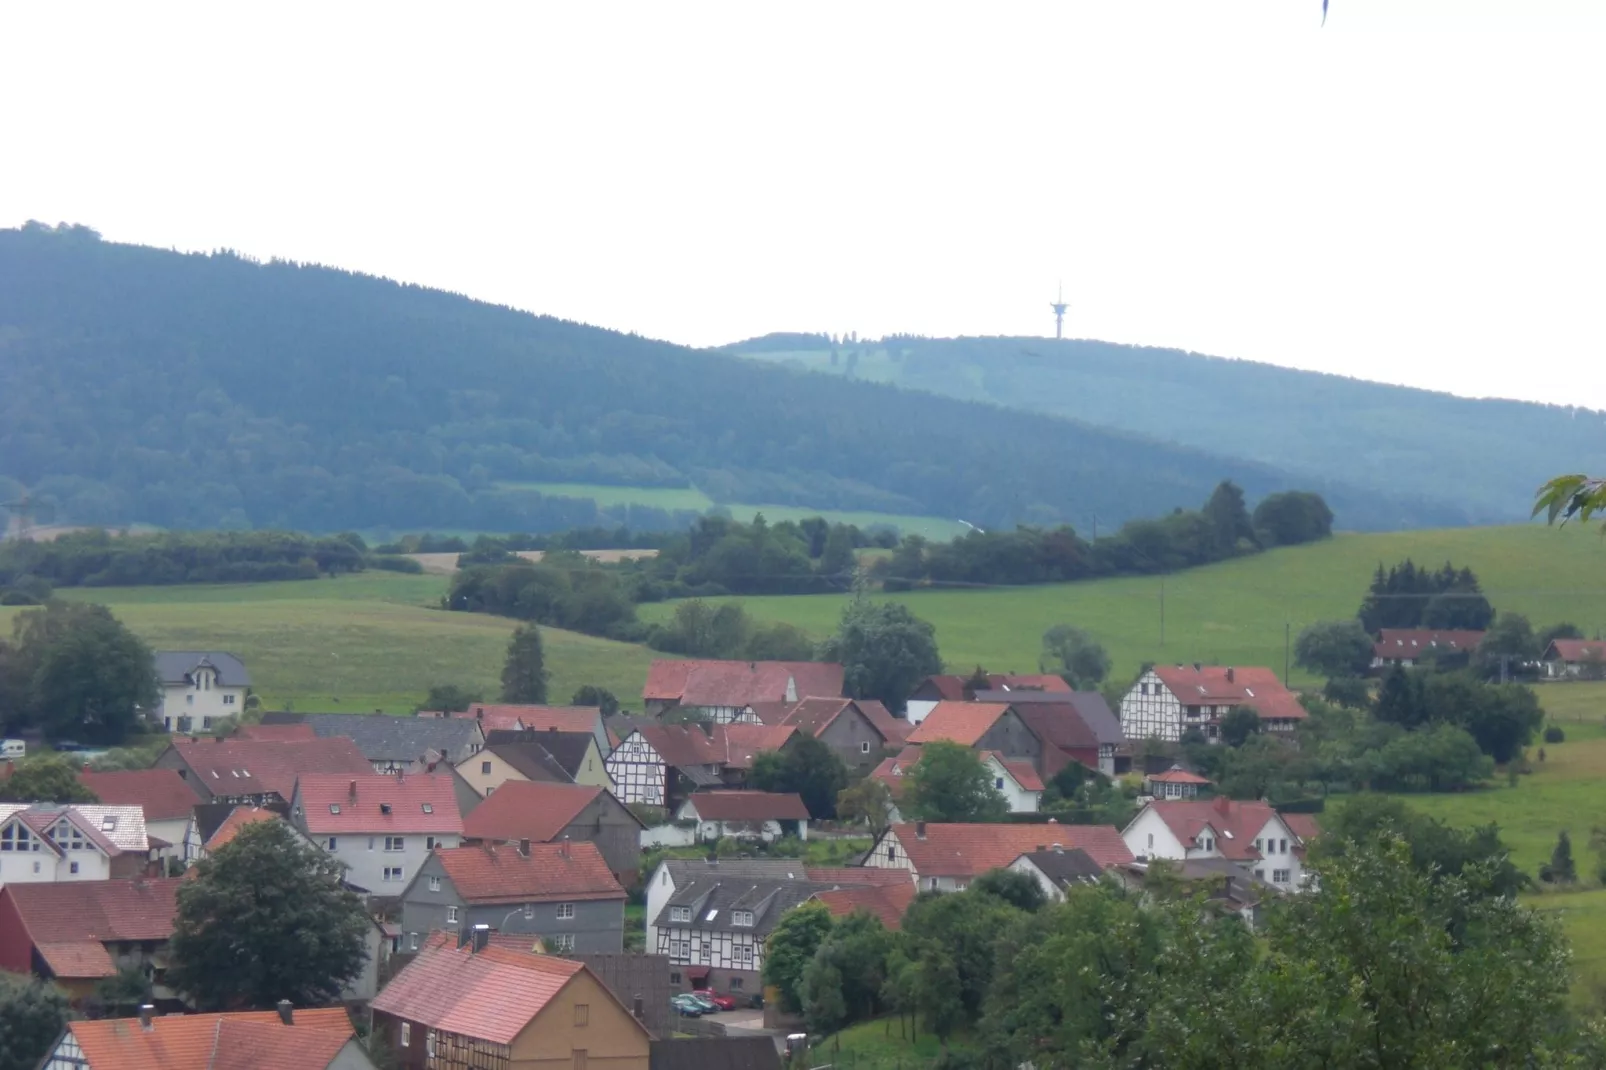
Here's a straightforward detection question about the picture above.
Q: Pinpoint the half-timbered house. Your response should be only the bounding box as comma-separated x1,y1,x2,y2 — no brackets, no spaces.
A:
642,660,845,722
652,876,827,995
604,725,794,810
1118,665,1305,743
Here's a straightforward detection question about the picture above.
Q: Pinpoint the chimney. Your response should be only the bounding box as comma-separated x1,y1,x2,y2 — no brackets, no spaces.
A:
549,725,557,733
476,709,484,722
1226,667,1235,683
348,779,357,800
560,835,570,859
138,1004,155,1030
1214,795,1231,816
1052,843,1063,854
472,923,490,953
519,838,531,857
914,821,926,840
276,1000,293,1025
633,995,644,1021
458,927,472,949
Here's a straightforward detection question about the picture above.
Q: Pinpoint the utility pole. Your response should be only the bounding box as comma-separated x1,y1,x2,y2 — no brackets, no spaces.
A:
1159,574,1166,647
1284,622,1291,686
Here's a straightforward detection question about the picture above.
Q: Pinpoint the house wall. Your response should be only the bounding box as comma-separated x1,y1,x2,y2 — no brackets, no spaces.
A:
398,857,624,953
457,750,539,798
146,817,195,864
0,843,110,885
1120,671,1186,742
655,923,765,995
1006,856,1064,902
561,795,642,881
605,738,666,807
510,970,651,1070
157,676,247,732
0,891,33,974
815,708,886,775
1247,817,1305,890
903,699,939,725
316,830,460,895
1121,806,1189,861
983,758,1039,814
639,823,697,850
974,711,1043,765
340,922,388,1002
644,864,676,955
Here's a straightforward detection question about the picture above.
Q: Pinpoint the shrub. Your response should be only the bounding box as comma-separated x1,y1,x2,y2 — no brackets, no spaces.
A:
1544,725,1565,744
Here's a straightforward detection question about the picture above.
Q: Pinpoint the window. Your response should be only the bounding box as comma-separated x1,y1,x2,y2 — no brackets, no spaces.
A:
670,972,681,984
553,933,576,951
70,861,80,874
671,940,690,961
425,836,438,850
1279,838,1288,854
186,695,194,706
223,693,237,705
326,838,338,851
928,877,938,891
574,1004,590,1027
572,1049,588,1070
32,860,40,873
995,777,1005,790
886,845,896,862
524,904,535,920
202,717,213,730
861,741,871,753
385,837,405,852
557,902,575,919
446,906,458,925
329,803,341,814
1254,869,1265,880
733,911,754,927
429,876,441,892
422,803,433,814
1147,833,1154,849
427,1030,436,1058
485,787,495,796
738,943,754,963
1254,839,1262,853
384,866,404,882
1273,869,1291,884
482,761,492,775
400,1023,410,1047
670,906,691,922
409,932,420,950
731,977,745,990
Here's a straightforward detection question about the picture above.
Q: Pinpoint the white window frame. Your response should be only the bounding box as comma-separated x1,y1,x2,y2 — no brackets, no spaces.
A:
670,906,691,922
557,902,575,920
401,1023,410,1047
384,866,404,882
428,876,441,892
385,836,405,852
554,933,576,951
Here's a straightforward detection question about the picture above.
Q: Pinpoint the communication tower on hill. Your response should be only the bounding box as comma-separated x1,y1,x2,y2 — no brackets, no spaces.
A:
1050,283,1069,340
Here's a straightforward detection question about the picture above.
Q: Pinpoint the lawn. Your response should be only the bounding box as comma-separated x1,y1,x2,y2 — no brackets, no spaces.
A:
0,572,661,715
816,1016,978,1070
640,523,1606,686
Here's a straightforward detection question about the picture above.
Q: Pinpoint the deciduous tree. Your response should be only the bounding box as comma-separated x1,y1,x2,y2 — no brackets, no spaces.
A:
0,756,98,803
1039,624,1111,689
835,777,893,840
570,685,620,716
10,602,157,744
418,683,482,713
749,735,849,819
902,741,1008,823
0,970,69,1070
763,901,834,1013
1294,619,1375,680
818,597,942,713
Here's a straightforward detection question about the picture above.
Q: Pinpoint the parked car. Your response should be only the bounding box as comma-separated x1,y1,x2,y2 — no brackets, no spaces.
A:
694,989,738,1011
683,993,720,1014
670,994,706,1017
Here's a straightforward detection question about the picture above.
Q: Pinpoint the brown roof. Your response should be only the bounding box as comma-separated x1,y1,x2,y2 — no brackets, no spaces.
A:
1142,798,1302,862
77,768,201,821
812,882,916,930
779,698,906,746
682,791,811,822
906,702,1012,746
1150,666,1307,723
465,704,602,735
721,724,796,769
1010,703,1098,752
37,940,118,978
887,821,1133,875
297,773,463,835
462,781,608,843
167,737,371,801
1374,629,1486,659
854,699,911,744
803,866,913,887
1544,638,1606,663
643,660,844,707
65,1007,353,1070
434,841,624,904
234,723,320,741
633,724,794,771
481,741,576,784
3,879,181,978
913,674,1073,701
372,941,640,1046
988,754,1045,793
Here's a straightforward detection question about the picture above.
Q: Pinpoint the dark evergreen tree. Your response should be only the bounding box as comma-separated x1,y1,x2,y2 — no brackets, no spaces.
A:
500,623,549,703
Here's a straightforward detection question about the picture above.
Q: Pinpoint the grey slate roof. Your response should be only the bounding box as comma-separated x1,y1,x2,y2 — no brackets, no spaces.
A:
651,1038,782,1070
658,858,809,886
1018,847,1104,889
972,689,1124,745
654,876,831,937
154,651,250,687
261,712,483,762
485,730,597,780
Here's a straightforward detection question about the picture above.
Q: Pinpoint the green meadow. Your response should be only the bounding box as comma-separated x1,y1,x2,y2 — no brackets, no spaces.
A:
641,523,1606,685
0,572,658,715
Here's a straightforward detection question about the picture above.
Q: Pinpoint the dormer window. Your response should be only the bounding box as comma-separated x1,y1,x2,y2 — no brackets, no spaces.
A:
380,803,393,815
670,906,691,923
100,817,117,832
329,804,342,814
733,911,754,927
421,804,433,814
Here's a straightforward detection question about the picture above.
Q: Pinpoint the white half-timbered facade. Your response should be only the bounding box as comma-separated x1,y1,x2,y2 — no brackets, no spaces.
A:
650,873,830,993
1119,665,1305,743
605,732,667,806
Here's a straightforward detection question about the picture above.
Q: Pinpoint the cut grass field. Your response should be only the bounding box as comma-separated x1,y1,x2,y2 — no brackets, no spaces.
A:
641,523,1606,686
0,572,661,715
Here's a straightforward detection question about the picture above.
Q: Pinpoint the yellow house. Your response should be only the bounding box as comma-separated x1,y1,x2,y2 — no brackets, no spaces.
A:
372,930,652,1070
458,735,615,798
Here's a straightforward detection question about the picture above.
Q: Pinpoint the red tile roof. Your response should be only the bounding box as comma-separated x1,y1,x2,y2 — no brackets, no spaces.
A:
1148,769,1212,785
435,842,624,904
462,781,605,843
1282,813,1321,841
372,942,625,1046
1142,798,1296,862
887,822,1133,876
464,705,602,735
803,866,913,887
913,674,1073,701
1150,666,1307,723
869,745,925,799
681,791,811,822
1544,639,1606,663
296,773,463,835
812,882,916,930
720,724,796,769
78,769,201,821
234,723,320,741
37,940,118,978
906,702,1012,747
65,1007,353,1070
643,660,844,707
1374,629,1486,660
202,806,284,853
854,699,911,744
632,724,794,771
988,754,1045,793
3,879,182,978
168,737,372,801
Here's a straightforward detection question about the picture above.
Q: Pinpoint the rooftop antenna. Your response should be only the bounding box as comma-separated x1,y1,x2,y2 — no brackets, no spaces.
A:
1050,282,1069,340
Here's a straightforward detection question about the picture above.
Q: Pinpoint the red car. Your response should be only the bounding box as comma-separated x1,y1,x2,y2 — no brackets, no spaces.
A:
694,989,738,1011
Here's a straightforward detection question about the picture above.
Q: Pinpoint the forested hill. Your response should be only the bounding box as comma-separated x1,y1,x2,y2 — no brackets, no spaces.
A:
729,335,1606,524
0,225,1457,534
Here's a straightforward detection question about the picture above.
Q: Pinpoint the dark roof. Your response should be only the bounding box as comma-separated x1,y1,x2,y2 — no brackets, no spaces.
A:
486,731,596,780
657,858,813,885
580,953,674,1040
1017,847,1105,888
971,690,1124,746
655,877,830,936
154,651,250,687
482,741,575,783
651,1038,782,1070
682,791,810,822
265,712,483,762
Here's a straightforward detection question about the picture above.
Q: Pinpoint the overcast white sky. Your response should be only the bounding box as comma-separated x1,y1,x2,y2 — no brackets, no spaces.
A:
4,1,1604,407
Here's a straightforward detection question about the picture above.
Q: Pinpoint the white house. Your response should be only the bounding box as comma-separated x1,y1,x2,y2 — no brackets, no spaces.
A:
1119,665,1305,743
290,773,463,895
1143,766,1211,801
0,804,152,886
1007,845,1107,902
153,651,250,733
862,821,1134,894
644,858,808,961
77,768,201,865
642,791,810,848
1542,639,1606,679
1371,629,1486,671
1120,796,1316,892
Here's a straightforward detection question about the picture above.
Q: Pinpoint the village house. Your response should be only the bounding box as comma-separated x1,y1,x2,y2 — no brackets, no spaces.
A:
0,878,182,1003
152,651,251,733
906,701,1044,770
371,930,654,1070
1543,638,1606,678
77,767,201,865
1121,795,1319,893
0,803,155,886
970,689,1125,776
862,821,1134,893
37,1004,376,1070
261,711,486,772
189,802,286,861
809,881,917,930
604,724,795,810
450,703,612,753
1007,845,1107,901
652,874,826,996
870,746,1043,816
758,696,905,773
155,736,372,806
642,659,845,722
1371,628,1486,671
398,840,626,955
904,673,1071,724
644,791,811,847
463,730,615,795
462,780,644,883
291,773,463,895
1118,664,1306,743
1145,766,1212,800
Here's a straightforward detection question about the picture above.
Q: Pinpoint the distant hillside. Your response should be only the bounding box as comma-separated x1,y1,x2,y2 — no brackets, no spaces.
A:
0,224,1461,534
729,335,1606,523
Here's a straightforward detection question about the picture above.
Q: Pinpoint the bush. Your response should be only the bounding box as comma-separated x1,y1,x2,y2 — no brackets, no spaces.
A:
1543,725,1565,744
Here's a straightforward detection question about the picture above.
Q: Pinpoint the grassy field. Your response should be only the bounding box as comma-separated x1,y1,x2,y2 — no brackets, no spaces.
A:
499,481,968,541
820,1017,978,1070
641,523,1606,685
0,572,660,714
